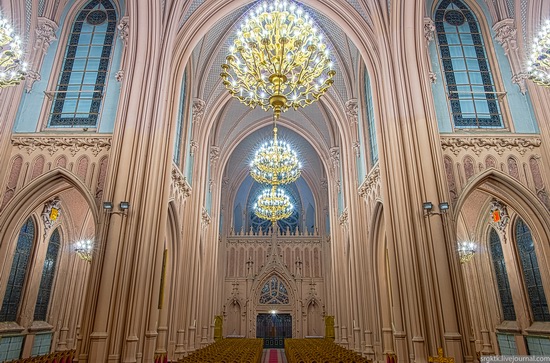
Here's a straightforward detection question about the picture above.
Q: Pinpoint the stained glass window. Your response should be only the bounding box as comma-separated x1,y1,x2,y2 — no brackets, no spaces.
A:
174,71,187,165
364,69,378,164
489,228,516,321
515,218,550,321
48,0,116,128
34,229,61,321
259,276,289,304
0,218,35,322
434,0,503,128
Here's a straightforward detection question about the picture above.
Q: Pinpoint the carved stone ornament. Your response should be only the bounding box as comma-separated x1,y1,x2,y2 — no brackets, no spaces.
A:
493,19,516,56
12,136,112,157
115,70,124,83
339,208,348,226
490,199,509,233
189,140,199,156
171,165,191,198
424,18,436,43
202,207,211,227
42,197,61,238
35,18,58,51
358,166,380,198
344,99,358,125
210,146,220,164
117,16,129,44
441,137,541,156
192,99,206,126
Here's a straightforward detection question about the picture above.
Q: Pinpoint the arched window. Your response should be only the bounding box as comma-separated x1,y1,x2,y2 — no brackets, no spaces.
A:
489,228,516,321
515,218,550,321
364,69,378,164
259,276,289,304
0,218,35,321
34,228,61,321
174,70,187,165
434,0,503,128
49,0,117,128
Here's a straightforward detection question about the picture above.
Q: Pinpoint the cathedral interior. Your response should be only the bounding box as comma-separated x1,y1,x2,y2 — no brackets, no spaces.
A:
0,0,550,362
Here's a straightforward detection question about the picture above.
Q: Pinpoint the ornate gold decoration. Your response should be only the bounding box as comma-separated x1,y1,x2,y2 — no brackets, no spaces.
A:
250,125,301,186
457,241,476,263
42,197,61,238
358,166,380,198
428,348,454,363
74,238,94,262
527,19,550,86
12,136,112,156
171,166,191,198
441,136,541,156
254,187,293,222
0,12,27,88
220,0,335,119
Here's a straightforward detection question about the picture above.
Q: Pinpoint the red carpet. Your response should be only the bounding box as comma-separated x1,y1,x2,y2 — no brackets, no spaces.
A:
269,349,279,363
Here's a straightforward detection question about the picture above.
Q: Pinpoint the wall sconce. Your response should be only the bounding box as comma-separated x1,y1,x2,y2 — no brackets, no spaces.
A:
74,239,94,262
458,241,476,263
423,201,450,216
103,201,130,215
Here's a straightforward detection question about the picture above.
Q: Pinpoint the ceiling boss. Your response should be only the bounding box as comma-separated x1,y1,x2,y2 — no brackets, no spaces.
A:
221,0,336,119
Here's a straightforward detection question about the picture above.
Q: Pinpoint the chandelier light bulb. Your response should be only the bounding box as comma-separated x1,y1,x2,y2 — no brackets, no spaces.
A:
0,12,27,88
221,0,336,119
254,186,293,222
74,238,94,262
528,19,550,87
458,240,476,264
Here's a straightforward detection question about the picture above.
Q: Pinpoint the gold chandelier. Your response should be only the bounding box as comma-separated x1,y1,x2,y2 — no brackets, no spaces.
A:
74,239,94,262
528,19,550,86
0,12,27,88
221,0,335,119
457,241,476,264
254,186,294,222
250,124,302,186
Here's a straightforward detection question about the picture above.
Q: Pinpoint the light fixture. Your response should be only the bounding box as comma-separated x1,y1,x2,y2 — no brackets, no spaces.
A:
74,238,94,262
254,187,293,222
457,241,476,264
103,201,130,215
0,12,28,88
250,124,302,186
527,19,550,86
220,0,336,119
423,201,449,216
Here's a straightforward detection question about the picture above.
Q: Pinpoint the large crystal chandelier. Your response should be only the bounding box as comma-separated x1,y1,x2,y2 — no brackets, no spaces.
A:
0,12,27,88
254,187,294,222
221,0,335,119
528,19,550,86
250,124,302,186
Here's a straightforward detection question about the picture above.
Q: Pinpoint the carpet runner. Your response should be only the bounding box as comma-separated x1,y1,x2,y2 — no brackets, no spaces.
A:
262,349,287,363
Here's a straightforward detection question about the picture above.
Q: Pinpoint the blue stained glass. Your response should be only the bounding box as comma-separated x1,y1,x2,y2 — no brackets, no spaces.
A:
259,276,289,305
515,218,550,321
34,229,61,321
435,0,503,128
49,0,117,128
364,70,378,165
489,228,516,321
0,218,35,322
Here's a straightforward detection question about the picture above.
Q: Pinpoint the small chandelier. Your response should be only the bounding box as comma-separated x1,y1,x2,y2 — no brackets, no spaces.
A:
74,239,94,262
0,12,27,88
527,19,550,86
250,124,302,186
221,0,336,119
457,241,476,264
254,187,293,222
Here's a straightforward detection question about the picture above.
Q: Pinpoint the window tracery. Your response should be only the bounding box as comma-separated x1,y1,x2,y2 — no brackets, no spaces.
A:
259,276,289,305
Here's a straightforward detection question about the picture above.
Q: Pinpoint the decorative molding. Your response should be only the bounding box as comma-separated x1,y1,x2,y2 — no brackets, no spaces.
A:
35,17,58,51
352,141,360,158
41,197,61,239
424,18,435,43
338,208,348,226
492,18,526,94
171,165,191,198
117,16,129,45
192,98,206,126
441,136,541,156
358,166,380,198
428,71,437,84
12,136,112,156
493,18,516,56
490,199,510,233
115,70,124,82
210,145,220,165
202,207,211,227
189,140,198,156
344,99,358,125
